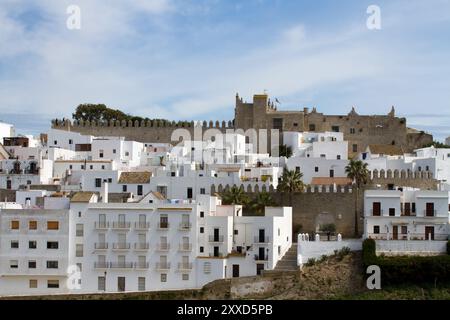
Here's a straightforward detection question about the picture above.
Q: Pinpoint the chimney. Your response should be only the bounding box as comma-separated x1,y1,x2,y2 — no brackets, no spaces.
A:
101,182,109,203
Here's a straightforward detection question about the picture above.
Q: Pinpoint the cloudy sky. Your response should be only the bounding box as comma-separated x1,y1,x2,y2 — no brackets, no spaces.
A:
0,0,449,141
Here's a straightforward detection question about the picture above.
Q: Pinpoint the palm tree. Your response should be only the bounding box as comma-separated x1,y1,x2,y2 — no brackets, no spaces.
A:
221,186,249,206
251,191,278,215
277,169,305,206
345,159,370,237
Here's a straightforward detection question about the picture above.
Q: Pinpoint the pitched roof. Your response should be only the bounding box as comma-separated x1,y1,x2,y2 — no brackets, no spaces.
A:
118,172,151,184
367,144,404,156
71,192,96,203
311,177,352,186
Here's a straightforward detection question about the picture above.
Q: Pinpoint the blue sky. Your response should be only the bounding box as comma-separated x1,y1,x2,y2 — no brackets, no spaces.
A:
0,0,450,141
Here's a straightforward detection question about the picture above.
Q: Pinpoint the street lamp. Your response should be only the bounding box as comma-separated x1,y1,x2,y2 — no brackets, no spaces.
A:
104,271,107,292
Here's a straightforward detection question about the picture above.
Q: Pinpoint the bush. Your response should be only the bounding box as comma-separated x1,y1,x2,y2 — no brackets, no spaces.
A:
362,238,377,266
306,258,316,266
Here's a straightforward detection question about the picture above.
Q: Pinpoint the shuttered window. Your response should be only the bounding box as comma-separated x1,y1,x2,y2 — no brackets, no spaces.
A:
47,221,59,230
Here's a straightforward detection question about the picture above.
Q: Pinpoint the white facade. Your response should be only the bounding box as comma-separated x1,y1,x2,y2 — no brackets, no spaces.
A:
0,122,15,143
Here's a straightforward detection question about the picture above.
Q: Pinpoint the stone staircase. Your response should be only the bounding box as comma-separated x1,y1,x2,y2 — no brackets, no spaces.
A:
272,243,299,272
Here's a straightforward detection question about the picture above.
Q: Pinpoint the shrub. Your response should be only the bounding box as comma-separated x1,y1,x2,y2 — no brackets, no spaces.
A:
319,255,328,263
306,258,316,266
362,238,377,266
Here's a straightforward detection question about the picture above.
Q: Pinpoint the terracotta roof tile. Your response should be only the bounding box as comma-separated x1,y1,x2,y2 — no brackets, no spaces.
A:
118,172,151,184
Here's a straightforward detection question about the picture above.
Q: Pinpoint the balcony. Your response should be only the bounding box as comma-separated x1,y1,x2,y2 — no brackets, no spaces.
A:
110,262,134,269
134,242,150,251
94,262,109,269
208,235,224,243
134,222,150,230
155,262,171,271
134,262,149,270
94,243,108,250
112,222,131,230
157,222,170,230
178,243,193,252
424,210,437,217
177,263,193,271
367,233,448,241
370,209,384,216
156,243,170,251
94,222,109,230
178,222,192,231
254,236,270,244
112,242,131,250
254,254,269,261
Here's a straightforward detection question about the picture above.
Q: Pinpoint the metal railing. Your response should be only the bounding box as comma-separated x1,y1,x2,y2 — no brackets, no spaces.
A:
424,210,437,217
94,222,109,229
254,254,269,261
370,209,384,216
135,262,149,269
178,222,192,231
134,242,149,250
178,243,192,252
367,233,449,241
112,242,131,250
112,222,131,229
156,243,170,251
94,262,108,269
157,222,170,230
94,243,108,250
254,236,270,244
177,263,193,271
155,262,171,270
134,222,150,230
208,235,224,243
110,262,134,269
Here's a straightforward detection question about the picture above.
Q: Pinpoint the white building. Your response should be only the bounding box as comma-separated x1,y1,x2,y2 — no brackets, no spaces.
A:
0,121,15,143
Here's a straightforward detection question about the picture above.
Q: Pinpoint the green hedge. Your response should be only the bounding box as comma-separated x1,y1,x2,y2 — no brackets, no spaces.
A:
362,239,450,285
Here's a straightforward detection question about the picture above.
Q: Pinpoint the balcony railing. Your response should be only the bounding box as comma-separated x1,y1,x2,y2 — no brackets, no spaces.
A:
155,262,171,271
94,262,109,269
112,242,131,250
110,262,134,269
94,243,108,250
367,233,449,241
135,262,149,269
156,243,170,251
254,236,270,244
134,242,150,251
178,243,192,252
177,263,193,271
178,222,192,231
134,222,150,230
208,235,224,243
157,222,170,230
424,210,437,217
112,222,131,230
370,209,384,216
254,254,269,261
94,222,109,230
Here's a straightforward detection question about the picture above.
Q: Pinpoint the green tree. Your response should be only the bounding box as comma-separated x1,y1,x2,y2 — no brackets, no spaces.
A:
250,191,278,215
422,141,450,149
279,144,293,158
221,186,249,206
277,168,304,206
345,159,370,237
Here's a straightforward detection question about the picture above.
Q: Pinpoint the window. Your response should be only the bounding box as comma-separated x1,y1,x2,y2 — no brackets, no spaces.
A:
99,150,104,158
352,144,358,152
203,262,211,274
161,274,167,282
11,240,19,249
389,208,395,216
314,167,319,172
418,166,422,172
373,226,380,234
29,280,38,289
29,221,37,230
47,280,59,288
69,139,73,145
54,140,57,145
234,230,238,235
78,211,82,218
293,123,298,127
401,226,408,234
337,155,341,160
350,128,356,134
113,149,116,154
125,152,129,156
200,246,204,253
200,188,206,195
309,124,316,131
200,227,204,234
29,241,37,249
90,165,93,170
330,170,334,178
187,187,193,199
122,185,127,192
76,263,82,272
98,277,106,291
10,260,18,269
331,126,339,132
137,185,143,196
46,261,59,269
28,261,36,269
171,172,176,177
108,178,112,183
95,178,102,188
200,211,205,218
69,165,73,169
47,241,59,249
76,244,83,257
11,220,19,230
81,165,85,170
182,274,189,281
47,221,59,230
76,224,84,237
138,277,146,291
426,166,429,171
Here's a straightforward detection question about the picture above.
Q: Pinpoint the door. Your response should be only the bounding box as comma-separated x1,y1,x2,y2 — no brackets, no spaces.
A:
259,229,265,243
426,203,435,217
404,203,411,216
232,265,240,278
6,180,11,190
256,264,264,276
214,246,219,257
187,187,193,199
117,277,125,292
425,227,434,240
137,185,143,196
329,170,334,178
392,226,398,240
214,228,220,242
372,202,381,216
258,247,265,260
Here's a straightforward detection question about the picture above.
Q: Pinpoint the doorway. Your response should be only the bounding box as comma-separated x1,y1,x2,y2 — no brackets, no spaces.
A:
425,226,434,240
117,277,125,292
392,226,398,240
232,265,239,278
